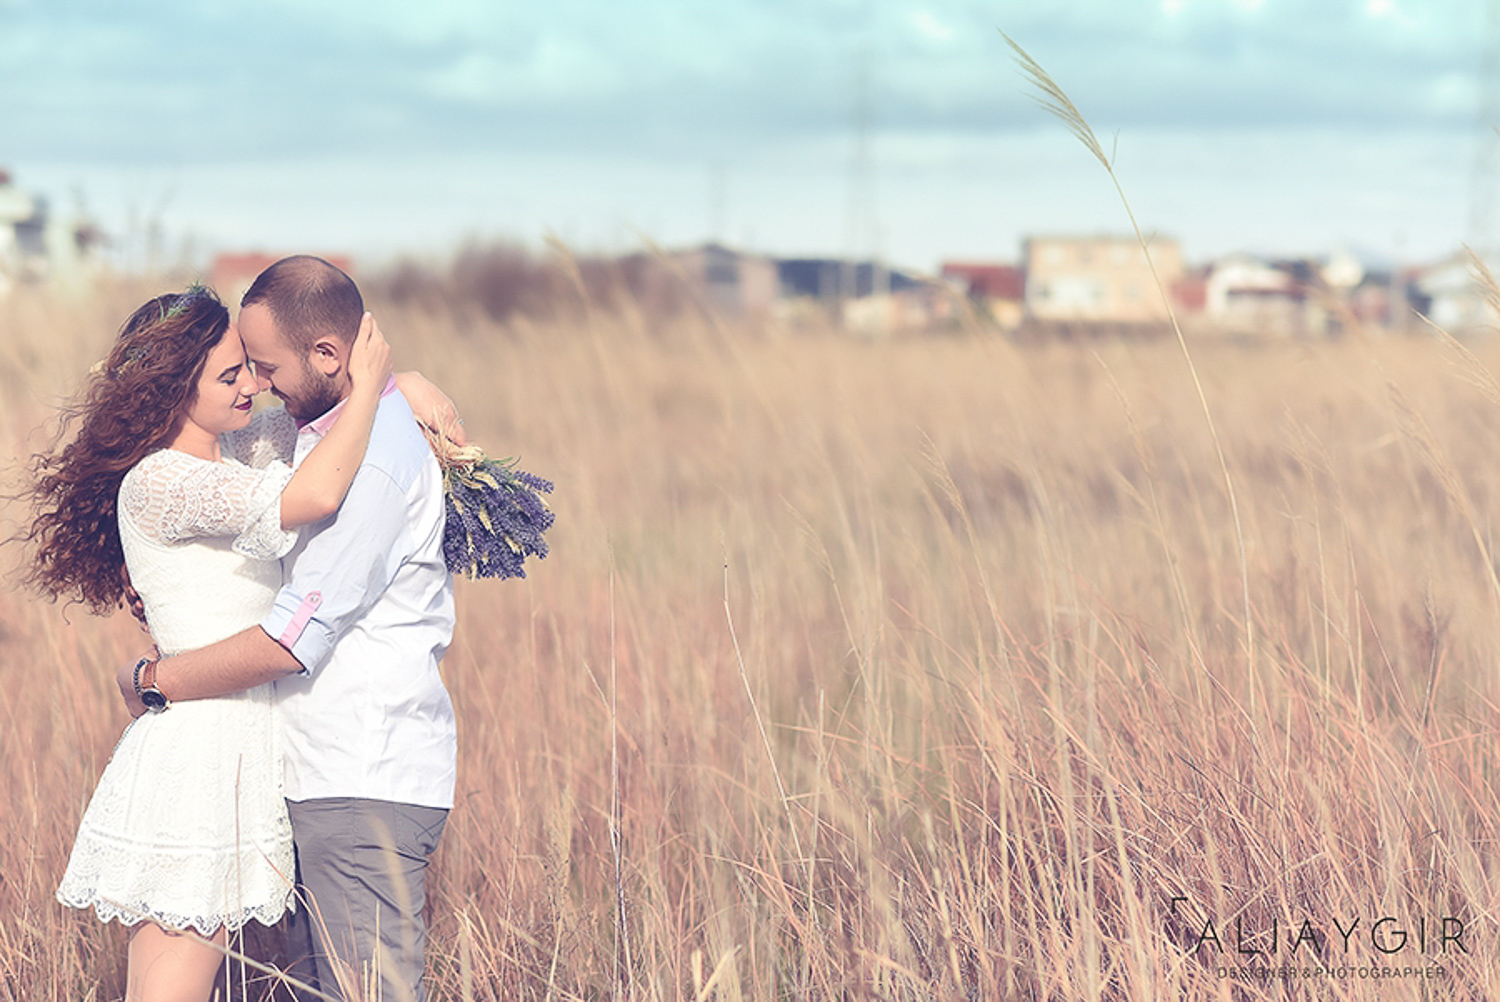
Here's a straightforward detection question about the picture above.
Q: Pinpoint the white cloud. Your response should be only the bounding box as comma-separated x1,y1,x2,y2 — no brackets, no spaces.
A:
1363,0,1421,30
252,0,508,46
1,0,1487,169
909,9,956,44
421,36,621,105
4,0,1485,270
1427,71,1476,116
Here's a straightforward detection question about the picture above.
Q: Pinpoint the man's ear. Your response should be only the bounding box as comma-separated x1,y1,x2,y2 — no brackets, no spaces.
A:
308,336,344,377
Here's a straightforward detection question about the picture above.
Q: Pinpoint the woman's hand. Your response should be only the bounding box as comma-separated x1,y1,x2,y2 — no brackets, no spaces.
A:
348,311,393,396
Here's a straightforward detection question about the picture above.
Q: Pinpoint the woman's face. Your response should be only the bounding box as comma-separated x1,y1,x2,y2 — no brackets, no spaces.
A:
185,329,259,435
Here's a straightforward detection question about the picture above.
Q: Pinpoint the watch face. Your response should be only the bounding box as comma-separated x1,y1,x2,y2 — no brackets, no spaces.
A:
141,689,169,711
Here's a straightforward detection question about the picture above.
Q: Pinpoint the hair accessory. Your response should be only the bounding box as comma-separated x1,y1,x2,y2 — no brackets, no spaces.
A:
162,283,210,320
109,344,150,379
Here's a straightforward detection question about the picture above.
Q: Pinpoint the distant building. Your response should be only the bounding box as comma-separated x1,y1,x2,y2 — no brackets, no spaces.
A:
0,169,103,292
212,252,355,309
1171,267,1209,315
1023,234,1182,324
604,243,779,320
776,258,926,300
601,244,952,331
941,262,1025,329
0,172,35,291
1411,253,1500,335
671,243,778,318
1204,256,1304,333
1200,255,1336,336
1345,270,1405,331
776,257,948,333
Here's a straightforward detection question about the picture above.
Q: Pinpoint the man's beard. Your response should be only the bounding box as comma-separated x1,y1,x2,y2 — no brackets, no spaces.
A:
281,365,344,422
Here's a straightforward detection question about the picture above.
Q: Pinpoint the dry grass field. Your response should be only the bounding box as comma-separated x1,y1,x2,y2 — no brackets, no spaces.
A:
7,280,1500,1000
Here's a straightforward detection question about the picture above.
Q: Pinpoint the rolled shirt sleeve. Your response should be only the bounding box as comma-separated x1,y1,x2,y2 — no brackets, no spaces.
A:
261,464,414,675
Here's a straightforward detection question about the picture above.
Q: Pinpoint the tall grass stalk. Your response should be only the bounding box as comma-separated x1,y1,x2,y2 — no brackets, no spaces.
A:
1003,33,1257,690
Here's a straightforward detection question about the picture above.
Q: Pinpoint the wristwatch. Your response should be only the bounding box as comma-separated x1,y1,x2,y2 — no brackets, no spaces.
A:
133,654,170,713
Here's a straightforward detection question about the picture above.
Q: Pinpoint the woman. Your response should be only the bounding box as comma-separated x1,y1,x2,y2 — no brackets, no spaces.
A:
25,285,399,1000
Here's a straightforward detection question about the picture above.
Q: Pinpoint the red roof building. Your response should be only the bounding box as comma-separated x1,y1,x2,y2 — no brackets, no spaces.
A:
940,262,1025,301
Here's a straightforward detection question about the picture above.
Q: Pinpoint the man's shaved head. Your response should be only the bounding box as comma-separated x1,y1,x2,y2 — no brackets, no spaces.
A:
240,255,363,353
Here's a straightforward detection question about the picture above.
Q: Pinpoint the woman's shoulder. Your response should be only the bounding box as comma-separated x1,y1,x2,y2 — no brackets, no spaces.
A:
123,448,179,481
119,448,222,506
118,447,289,549
222,404,298,468
123,447,203,481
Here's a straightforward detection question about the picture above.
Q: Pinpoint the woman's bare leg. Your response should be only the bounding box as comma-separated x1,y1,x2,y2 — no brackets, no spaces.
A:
126,922,226,1002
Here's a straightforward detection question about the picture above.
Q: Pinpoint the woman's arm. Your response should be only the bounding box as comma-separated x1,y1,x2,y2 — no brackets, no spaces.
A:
277,312,393,528
396,370,469,446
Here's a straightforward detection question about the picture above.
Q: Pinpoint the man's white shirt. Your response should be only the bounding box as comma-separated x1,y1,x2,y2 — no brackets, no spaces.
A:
257,384,457,810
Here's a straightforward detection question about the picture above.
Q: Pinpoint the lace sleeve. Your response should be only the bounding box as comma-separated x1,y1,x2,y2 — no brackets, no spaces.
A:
221,406,298,469
119,451,299,559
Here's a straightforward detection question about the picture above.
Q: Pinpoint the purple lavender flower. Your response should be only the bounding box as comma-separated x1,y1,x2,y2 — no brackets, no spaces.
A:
436,448,555,580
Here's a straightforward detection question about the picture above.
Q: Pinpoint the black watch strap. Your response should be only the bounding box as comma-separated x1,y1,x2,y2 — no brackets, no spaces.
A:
132,655,152,698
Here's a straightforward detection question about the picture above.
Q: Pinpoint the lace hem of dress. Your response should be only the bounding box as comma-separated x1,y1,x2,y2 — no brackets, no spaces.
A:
56,886,296,936
57,820,296,936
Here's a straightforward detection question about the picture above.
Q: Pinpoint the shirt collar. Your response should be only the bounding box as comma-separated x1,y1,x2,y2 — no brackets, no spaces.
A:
298,375,399,436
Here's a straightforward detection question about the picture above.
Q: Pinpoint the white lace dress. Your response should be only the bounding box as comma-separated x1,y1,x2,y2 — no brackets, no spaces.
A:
56,430,302,935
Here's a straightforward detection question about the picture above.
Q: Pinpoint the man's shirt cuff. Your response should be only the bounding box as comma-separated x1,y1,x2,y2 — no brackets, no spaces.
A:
261,588,333,676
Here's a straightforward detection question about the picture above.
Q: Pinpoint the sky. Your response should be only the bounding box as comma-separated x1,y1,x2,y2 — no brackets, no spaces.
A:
0,0,1491,274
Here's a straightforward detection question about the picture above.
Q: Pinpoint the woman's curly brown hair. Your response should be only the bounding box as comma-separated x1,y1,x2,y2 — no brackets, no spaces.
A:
23,287,232,613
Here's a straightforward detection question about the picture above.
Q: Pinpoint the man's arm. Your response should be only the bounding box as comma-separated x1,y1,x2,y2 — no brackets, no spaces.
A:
259,462,415,679
116,627,302,718
115,418,417,717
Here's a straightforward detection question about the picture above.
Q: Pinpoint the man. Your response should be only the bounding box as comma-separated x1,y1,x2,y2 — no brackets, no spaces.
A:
118,255,458,1001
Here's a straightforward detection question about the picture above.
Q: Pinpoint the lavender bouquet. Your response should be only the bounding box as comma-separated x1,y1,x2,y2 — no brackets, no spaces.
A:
421,427,555,580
